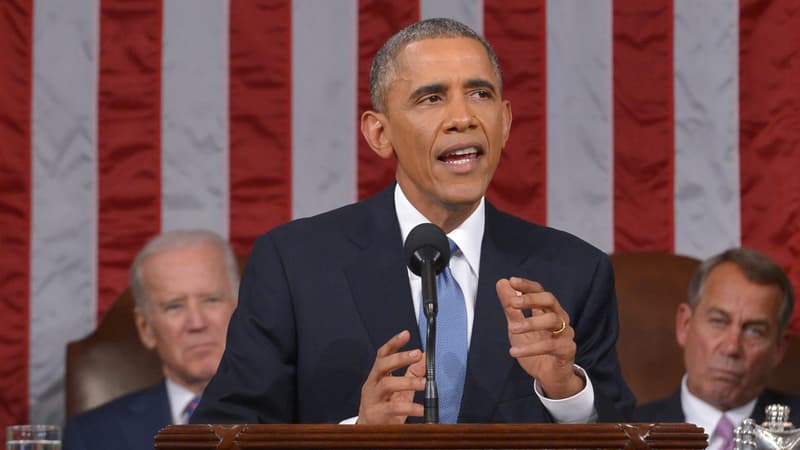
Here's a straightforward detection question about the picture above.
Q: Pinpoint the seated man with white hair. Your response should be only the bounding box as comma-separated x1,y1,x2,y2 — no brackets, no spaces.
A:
63,229,239,450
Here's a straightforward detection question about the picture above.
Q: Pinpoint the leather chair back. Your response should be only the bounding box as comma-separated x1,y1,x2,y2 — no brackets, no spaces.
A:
66,287,162,418
611,252,698,405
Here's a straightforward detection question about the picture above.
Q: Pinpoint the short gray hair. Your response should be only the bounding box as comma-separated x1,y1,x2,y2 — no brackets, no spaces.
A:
369,17,503,113
129,229,240,313
688,247,794,333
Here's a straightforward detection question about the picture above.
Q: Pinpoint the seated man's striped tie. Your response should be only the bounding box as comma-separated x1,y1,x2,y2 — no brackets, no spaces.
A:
182,396,201,424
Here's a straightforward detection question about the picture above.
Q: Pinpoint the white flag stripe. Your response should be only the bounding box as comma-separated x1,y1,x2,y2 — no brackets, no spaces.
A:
673,0,740,259
30,0,100,424
291,0,358,219
161,0,230,237
546,0,614,252
420,0,484,34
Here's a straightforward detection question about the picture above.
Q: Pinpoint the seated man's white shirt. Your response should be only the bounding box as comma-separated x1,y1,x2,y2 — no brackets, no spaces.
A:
166,378,198,425
342,186,596,424
681,375,756,450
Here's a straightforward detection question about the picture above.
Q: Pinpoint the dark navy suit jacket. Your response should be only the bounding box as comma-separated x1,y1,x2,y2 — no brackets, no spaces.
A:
193,185,635,424
63,381,171,450
634,387,800,424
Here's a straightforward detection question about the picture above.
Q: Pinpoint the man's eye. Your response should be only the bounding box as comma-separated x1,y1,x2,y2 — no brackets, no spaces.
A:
744,325,768,338
708,317,726,327
420,94,442,104
163,303,182,312
472,89,491,99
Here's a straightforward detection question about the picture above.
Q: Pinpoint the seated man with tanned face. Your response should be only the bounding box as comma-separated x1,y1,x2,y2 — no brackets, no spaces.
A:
635,247,799,450
63,229,239,450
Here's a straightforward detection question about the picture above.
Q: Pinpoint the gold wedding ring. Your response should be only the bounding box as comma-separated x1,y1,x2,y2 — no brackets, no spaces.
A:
552,317,567,336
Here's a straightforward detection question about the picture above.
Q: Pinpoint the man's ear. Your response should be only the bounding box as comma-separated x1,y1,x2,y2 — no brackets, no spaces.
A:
360,111,393,159
675,303,693,348
134,306,157,350
500,99,513,148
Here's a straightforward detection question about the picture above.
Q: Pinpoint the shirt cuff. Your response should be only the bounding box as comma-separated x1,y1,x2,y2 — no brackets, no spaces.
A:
339,416,358,424
533,364,597,423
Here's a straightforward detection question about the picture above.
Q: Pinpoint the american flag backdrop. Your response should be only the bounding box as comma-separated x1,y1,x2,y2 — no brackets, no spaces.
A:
1,0,799,432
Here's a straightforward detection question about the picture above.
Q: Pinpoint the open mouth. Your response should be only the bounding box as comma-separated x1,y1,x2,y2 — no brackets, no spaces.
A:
438,146,483,165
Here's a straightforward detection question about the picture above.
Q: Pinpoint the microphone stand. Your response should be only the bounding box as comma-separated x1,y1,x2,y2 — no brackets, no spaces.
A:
420,258,439,424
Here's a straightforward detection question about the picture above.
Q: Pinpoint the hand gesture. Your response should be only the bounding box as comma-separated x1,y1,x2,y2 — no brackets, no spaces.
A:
496,277,584,399
357,330,426,424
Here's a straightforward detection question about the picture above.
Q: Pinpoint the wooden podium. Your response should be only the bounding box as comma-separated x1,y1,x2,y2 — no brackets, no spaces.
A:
155,423,707,449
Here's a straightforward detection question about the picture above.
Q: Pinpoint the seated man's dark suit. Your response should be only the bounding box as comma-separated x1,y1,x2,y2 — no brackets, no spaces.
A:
635,388,800,424
63,381,170,450
193,185,635,424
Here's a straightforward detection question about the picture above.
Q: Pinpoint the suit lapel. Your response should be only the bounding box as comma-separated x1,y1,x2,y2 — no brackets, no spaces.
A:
751,389,783,423
121,382,172,450
669,390,686,421
345,186,422,359
459,203,530,421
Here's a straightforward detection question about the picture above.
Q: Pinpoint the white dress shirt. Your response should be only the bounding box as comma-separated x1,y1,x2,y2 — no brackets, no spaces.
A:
681,375,756,450
165,378,198,425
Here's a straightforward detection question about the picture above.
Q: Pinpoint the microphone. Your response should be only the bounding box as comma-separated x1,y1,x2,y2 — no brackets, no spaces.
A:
403,223,450,424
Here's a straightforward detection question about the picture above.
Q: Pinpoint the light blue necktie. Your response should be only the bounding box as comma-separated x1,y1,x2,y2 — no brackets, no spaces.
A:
418,239,468,423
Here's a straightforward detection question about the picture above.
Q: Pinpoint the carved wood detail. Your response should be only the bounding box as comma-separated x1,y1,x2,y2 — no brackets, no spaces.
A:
155,423,707,449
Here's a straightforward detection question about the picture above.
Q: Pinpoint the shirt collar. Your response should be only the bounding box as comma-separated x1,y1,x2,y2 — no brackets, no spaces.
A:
394,184,484,277
165,377,198,424
681,374,757,433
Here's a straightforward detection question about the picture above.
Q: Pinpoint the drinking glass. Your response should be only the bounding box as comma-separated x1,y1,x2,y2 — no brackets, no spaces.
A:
5,425,61,450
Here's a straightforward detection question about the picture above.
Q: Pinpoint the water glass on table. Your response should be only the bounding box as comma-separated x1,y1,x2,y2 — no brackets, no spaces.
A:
6,425,60,450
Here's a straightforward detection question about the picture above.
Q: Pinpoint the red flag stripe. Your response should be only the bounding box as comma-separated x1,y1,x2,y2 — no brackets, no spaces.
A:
228,0,292,255
0,0,33,429
484,1,547,225
356,0,419,200
612,0,675,252
739,0,800,331
97,0,163,320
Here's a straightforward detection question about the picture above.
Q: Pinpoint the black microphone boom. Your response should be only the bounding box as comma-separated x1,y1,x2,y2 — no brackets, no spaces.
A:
403,222,450,424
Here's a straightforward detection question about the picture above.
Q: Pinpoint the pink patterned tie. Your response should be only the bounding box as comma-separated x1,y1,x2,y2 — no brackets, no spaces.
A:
714,415,735,450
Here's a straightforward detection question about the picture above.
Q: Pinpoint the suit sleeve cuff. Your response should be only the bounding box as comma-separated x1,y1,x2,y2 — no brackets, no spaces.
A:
533,364,598,423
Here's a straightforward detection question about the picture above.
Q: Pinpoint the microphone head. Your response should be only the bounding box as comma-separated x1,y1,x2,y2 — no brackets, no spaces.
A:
404,223,450,277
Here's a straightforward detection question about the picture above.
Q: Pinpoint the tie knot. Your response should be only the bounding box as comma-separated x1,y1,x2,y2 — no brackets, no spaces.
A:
448,238,459,257
183,396,201,422
715,415,734,437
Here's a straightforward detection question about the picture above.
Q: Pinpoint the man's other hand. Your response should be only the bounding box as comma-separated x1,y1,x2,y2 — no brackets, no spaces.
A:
357,330,426,424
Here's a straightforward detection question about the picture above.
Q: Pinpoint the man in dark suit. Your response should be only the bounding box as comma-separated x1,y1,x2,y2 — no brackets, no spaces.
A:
193,17,634,425
635,248,799,449
63,229,239,450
